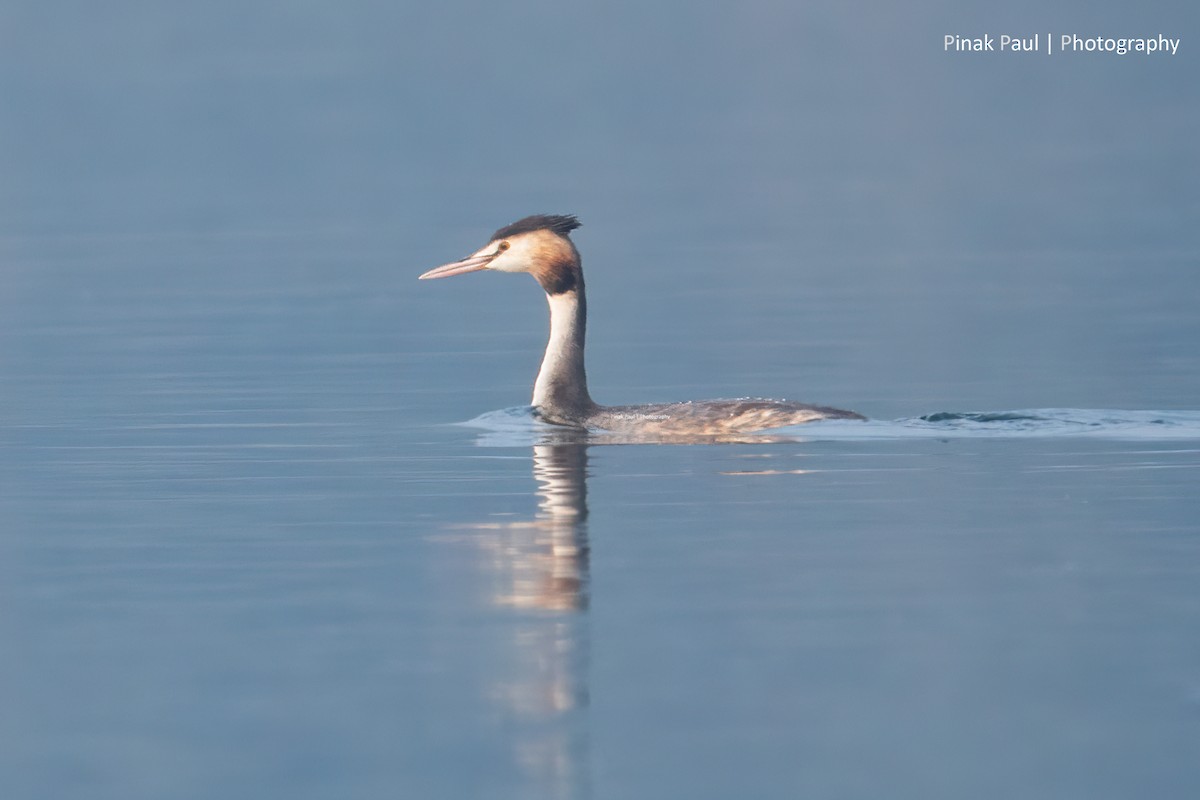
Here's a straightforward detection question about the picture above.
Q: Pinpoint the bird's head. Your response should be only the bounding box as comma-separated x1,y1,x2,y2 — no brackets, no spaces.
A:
419,214,583,295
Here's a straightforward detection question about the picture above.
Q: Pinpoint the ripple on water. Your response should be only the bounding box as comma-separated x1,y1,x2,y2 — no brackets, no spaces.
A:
461,407,1200,446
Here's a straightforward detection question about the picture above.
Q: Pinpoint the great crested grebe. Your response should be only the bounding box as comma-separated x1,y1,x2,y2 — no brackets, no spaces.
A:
419,215,865,434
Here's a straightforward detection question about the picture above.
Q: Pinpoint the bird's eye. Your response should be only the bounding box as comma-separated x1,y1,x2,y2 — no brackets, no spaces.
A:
497,241,510,252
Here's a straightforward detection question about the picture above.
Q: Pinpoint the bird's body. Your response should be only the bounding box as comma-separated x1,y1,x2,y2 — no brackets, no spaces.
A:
419,215,864,434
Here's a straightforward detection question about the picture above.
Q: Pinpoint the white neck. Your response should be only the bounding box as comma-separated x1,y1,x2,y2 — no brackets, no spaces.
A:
532,289,594,418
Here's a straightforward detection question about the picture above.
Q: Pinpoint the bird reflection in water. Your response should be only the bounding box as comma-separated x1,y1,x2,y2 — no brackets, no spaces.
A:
443,439,591,799
486,442,590,613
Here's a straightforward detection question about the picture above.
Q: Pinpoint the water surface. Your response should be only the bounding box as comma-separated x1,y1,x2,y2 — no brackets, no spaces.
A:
3,2,1199,798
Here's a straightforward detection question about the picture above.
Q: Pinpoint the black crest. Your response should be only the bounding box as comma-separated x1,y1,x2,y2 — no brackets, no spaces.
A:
492,214,581,241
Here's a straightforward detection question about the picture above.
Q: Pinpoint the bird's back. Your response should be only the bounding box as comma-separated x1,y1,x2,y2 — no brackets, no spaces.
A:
581,398,865,435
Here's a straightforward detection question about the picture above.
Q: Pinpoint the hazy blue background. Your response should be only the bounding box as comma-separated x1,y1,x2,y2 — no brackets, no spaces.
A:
2,1,1198,798
3,1,1197,414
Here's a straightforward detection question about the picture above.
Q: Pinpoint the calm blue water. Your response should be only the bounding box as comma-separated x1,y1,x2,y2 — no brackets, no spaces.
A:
3,2,1199,798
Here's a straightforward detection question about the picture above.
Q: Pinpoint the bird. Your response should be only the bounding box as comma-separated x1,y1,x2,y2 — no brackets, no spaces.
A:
419,214,865,435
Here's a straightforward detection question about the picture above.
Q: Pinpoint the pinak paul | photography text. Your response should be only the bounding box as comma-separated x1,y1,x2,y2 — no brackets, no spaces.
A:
944,33,1180,55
